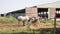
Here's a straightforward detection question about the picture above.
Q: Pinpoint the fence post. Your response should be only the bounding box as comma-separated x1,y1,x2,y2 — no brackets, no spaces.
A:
54,13,56,34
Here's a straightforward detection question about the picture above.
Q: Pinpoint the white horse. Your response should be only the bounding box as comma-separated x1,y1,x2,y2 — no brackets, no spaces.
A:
18,16,29,21
17,16,30,26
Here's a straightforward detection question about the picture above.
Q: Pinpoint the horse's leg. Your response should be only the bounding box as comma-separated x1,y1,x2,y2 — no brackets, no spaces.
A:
24,20,28,26
18,20,22,26
27,20,30,28
18,21,20,26
25,20,27,26
23,21,25,26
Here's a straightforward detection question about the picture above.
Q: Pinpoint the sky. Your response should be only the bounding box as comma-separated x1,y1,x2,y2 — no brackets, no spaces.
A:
0,0,60,14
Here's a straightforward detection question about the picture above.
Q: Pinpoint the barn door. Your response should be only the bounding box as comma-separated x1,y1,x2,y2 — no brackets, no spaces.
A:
38,8,48,18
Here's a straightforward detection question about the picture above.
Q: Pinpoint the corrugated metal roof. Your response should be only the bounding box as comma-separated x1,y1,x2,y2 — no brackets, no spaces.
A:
37,1,60,8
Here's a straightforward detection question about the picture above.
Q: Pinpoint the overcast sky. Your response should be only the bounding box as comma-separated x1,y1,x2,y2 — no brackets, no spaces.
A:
0,0,60,14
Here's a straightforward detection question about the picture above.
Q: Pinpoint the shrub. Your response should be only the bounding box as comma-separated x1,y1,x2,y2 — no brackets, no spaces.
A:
0,16,18,23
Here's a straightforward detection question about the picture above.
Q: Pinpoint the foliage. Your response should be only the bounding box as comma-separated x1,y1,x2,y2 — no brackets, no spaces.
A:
0,16,18,23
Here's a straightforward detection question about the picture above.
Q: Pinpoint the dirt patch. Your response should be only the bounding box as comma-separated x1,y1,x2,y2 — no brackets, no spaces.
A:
0,23,60,30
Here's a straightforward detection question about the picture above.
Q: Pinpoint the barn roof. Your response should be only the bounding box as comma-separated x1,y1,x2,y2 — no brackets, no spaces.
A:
7,9,25,14
0,9,25,14
37,1,60,8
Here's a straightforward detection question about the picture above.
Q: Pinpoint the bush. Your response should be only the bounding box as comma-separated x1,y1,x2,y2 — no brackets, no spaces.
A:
0,16,18,23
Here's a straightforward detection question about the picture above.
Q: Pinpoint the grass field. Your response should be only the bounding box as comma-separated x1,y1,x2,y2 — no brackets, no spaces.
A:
0,22,60,34
0,16,60,34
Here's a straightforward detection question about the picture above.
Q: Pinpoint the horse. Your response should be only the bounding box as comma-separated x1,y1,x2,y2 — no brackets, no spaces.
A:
17,16,30,26
17,16,40,26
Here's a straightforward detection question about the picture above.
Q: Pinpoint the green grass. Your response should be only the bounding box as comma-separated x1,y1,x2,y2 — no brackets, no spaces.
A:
0,28,60,34
44,18,54,24
0,16,18,23
0,28,54,34
0,17,60,34
2,27,60,34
